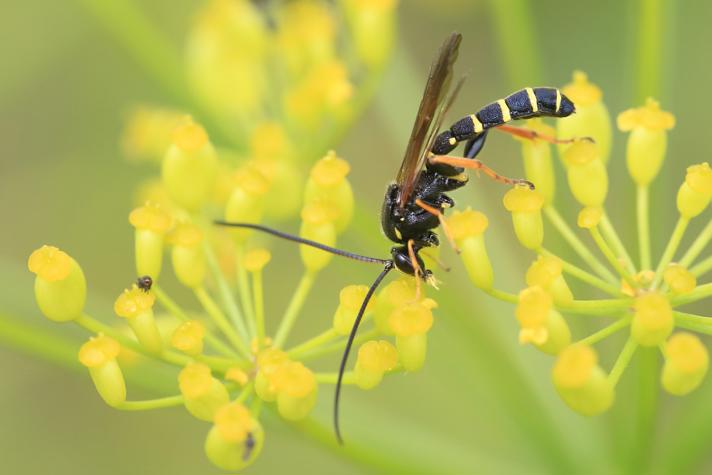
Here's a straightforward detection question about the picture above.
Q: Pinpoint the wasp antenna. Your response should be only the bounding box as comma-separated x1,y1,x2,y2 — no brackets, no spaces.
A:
334,261,395,445
214,221,390,265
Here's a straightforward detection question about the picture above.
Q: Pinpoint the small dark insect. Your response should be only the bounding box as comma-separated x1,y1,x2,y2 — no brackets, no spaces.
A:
216,32,579,444
136,275,153,292
243,432,256,461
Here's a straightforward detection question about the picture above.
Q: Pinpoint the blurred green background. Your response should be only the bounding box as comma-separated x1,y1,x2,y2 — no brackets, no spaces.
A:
2,0,712,473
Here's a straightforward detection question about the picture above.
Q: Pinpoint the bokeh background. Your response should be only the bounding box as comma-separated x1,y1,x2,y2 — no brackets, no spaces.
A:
2,0,711,473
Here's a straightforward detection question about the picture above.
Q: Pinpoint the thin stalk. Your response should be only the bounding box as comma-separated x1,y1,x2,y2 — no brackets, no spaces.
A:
690,255,712,278
637,186,652,270
577,316,632,346
482,287,519,304
298,328,379,363
670,283,712,307
674,311,712,335
253,269,266,345
680,220,712,267
235,247,257,340
287,328,339,358
600,213,637,274
539,248,623,297
273,272,316,348
652,217,689,289
544,207,619,284
315,371,355,385
116,395,184,411
558,299,633,316
153,285,239,358
194,287,250,357
608,336,638,387
590,227,637,288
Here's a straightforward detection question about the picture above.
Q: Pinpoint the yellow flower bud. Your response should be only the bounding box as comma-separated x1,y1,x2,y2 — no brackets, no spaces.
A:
526,256,574,305
304,151,354,233
373,278,418,334
618,98,675,186
516,119,556,204
161,117,218,212
396,333,427,372
503,186,545,250
243,248,271,273
631,293,673,347
563,141,608,207
273,361,317,421
254,348,289,402
516,286,571,354
205,403,264,471
225,367,249,387
552,345,614,416
354,340,398,389
662,333,709,396
178,363,230,422
168,223,206,288
389,300,437,337
224,165,270,243
171,320,205,356
129,203,173,278
285,61,354,128
28,245,86,322
121,106,184,163
558,71,612,163
677,163,712,218
342,0,397,69
299,202,337,272
114,286,163,354
663,264,696,294
78,335,126,407
448,208,493,289
577,206,603,229
333,285,373,335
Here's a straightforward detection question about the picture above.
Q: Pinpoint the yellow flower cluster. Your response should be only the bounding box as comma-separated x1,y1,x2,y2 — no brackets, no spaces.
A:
445,71,712,416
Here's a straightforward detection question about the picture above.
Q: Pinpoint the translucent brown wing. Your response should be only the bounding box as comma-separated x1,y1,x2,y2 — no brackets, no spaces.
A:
396,32,462,208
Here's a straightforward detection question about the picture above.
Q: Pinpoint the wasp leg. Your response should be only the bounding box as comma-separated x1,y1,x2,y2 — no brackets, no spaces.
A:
407,239,423,299
420,249,451,272
429,155,534,189
414,199,460,254
495,124,593,145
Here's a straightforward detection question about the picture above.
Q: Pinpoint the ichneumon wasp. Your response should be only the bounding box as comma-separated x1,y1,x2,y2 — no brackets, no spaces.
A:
217,31,580,443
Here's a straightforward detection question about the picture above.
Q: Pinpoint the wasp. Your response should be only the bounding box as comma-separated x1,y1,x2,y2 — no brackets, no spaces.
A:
217,32,578,443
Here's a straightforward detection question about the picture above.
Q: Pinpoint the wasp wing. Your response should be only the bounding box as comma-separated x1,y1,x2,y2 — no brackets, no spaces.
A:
396,32,462,208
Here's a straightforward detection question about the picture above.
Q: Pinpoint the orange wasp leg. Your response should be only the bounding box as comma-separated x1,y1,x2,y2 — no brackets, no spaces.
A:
415,198,460,254
428,154,534,189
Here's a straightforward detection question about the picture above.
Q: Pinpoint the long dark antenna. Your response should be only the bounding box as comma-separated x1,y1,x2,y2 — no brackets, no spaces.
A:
334,261,395,444
214,221,390,265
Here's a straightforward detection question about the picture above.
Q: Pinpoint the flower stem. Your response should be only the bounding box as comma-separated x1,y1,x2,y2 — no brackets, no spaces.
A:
153,285,239,358
116,395,184,411
253,269,266,346
315,371,356,385
577,316,632,346
298,328,379,363
673,311,712,335
600,212,637,274
637,186,652,270
236,245,257,340
194,287,250,357
670,282,712,306
287,328,339,358
558,299,633,316
544,206,618,284
652,217,690,288
608,336,638,387
690,255,712,278
273,272,316,348
482,287,519,304
680,219,712,268
590,227,637,288
202,240,250,343
75,313,190,366
539,248,622,296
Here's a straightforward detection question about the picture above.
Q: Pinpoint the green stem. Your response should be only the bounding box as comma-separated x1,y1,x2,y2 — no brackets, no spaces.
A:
674,311,712,335
253,269,266,345
194,287,250,357
590,227,637,288
273,272,316,348
297,328,379,362
577,316,632,346
558,299,633,316
116,395,184,411
482,287,519,304
544,207,619,284
635,0,664,102
75,313,190,367
153,285,239,358
315,371,355,385
690,255,712,278
236,246,257,340
202,241,250,344
600,212,637,274
637,186,652,270
680,219,712,267
629,347,659,472
539,248,623,297
670,283,712,307
608,336,638,387
287,328,339,358
652,217,690,288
